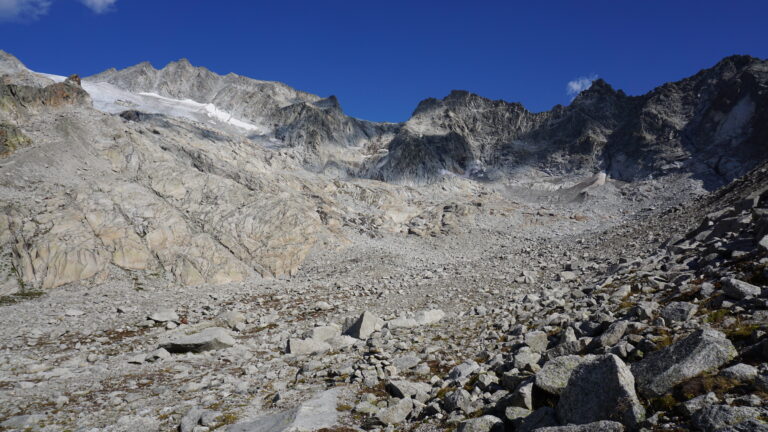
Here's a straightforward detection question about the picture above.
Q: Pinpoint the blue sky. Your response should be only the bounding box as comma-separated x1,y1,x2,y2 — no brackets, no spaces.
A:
1,1,766,122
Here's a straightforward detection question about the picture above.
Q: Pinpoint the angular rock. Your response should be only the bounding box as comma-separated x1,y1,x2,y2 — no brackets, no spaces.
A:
457,415,504,432
518,407,558,432
377,397,413,425
149,309,179,323
444,388,473,413
345,311,383,339
534,421,625,432
661,302,697,323
287,338,331,355
587,320,628,351
513,347,541,369
722,277,762,299
449,361,479,381
681,392,719,416
720,363,758,381
386,380,432,402
556,354,645,428
691,405,766,431
160,327,235,353
631,329,737,397
216,311,245,329
759,235,768,252
536,354,597,395
504,406,531,423
525,330,549,353
414,309,446,325
180,407,205,432
306,324,341,342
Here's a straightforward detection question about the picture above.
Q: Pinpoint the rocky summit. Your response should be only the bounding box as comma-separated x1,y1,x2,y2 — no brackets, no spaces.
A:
0,49,767,432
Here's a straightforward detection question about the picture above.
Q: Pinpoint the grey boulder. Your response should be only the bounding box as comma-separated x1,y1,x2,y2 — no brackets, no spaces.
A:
345,311,384,339
691,405,767,431
660,302,697,323
631,328,737,397
556,354,645,428
457,415,504,432
536,354,597,395
534,421,625,432
721,277,762,299
376,397,413,425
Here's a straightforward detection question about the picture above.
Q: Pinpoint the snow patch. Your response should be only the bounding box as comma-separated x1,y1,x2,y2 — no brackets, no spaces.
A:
38,73,269,134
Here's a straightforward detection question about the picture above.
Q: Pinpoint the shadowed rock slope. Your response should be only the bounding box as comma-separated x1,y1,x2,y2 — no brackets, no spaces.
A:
367,55,768,187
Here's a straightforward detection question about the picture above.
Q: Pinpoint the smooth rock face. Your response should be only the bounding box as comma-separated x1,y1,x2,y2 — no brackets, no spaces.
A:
160,327,235,353
556,354,645,428
457,415,504,432
631,329,737,397
536,354,597,395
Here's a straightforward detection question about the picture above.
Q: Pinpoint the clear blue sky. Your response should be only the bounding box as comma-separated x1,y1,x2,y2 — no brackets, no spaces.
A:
1,1,766,122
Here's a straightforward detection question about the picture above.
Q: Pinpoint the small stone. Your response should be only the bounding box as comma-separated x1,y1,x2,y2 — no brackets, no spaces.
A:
65,309,84,317
146,348,171,363
149,308,179,323
160,327,235,353
287,338,331,355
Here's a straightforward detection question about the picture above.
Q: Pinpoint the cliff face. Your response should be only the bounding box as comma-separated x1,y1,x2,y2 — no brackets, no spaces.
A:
367,55,768,188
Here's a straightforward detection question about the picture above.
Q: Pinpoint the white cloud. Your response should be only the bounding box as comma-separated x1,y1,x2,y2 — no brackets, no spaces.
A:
0,0,51,21
566,74,598,99
80,0,116,14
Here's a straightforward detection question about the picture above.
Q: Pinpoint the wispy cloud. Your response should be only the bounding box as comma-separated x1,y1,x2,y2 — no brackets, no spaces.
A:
0,0,51,21
80,0,117,14
566,74,598,99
